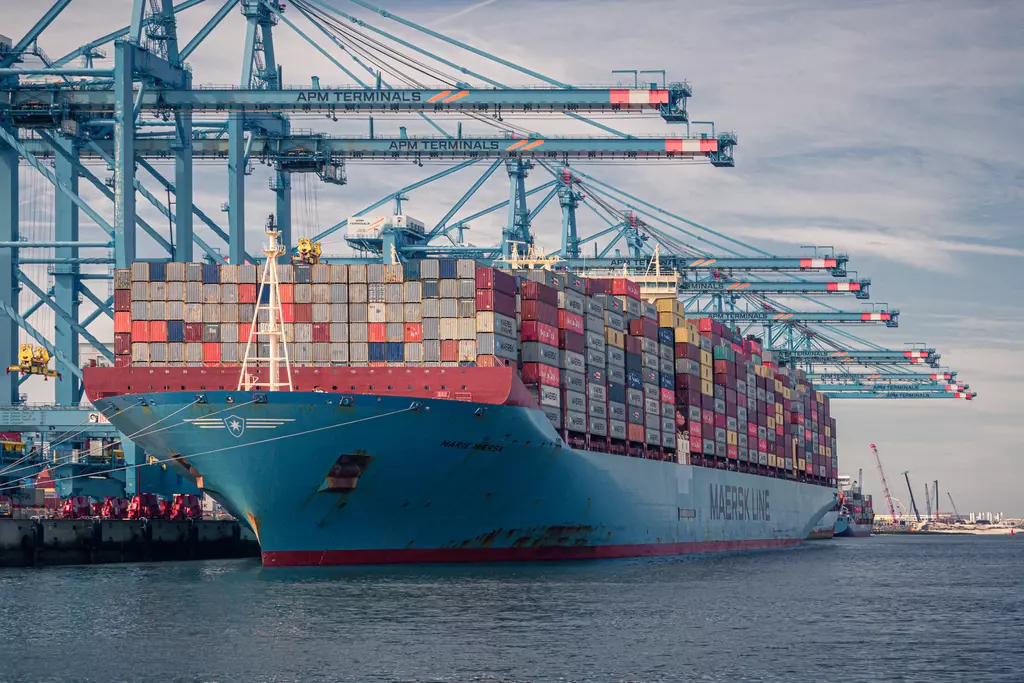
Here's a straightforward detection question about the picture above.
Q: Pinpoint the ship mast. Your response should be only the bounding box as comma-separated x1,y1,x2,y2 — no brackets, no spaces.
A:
238,215,294,392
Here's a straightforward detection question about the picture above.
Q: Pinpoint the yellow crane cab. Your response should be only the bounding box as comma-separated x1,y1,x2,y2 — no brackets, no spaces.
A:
6,343,62,381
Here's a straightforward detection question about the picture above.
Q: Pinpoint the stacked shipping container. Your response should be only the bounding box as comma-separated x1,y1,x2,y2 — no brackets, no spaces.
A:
114,260,835,485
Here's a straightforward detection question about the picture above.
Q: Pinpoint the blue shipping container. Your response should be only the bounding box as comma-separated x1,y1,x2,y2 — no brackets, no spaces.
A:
369,342,387,362
658,327,673,346
625,352,643,372
422,279,440,298
660,373,674,391
386,342,404,362
168,320,185,342
608,382,627,403
149,261,167,282
438,259,457,279
625,370,643,390
259,285,271,305
404,260,421,281
202,263,220,284
295,265,311,284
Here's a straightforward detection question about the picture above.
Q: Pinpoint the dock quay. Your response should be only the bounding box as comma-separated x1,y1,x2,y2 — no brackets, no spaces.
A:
0,518,259,567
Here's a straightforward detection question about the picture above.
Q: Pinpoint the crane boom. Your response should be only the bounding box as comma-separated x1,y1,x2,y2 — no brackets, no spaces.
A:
924,483,932,518
903,471,922,522
870,444,899,522
948,492,963,522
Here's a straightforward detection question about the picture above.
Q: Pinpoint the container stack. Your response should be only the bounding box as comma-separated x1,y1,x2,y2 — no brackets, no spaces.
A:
113,259,836,485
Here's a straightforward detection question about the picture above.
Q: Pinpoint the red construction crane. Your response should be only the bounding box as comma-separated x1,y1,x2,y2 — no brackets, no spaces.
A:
870,443,900,523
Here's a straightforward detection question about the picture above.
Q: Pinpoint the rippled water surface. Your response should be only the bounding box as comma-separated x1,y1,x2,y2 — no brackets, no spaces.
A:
1,535,1021,682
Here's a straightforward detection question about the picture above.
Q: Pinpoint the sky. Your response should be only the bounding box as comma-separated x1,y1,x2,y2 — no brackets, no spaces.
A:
7,0,1024,514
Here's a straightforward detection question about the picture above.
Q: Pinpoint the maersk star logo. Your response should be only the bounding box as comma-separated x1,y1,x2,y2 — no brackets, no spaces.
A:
186,415,295,438
226,416,245,438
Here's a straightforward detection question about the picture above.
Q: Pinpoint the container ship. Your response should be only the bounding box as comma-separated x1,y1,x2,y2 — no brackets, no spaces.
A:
807,502,842,540
835,475,874,537
83,226,838,566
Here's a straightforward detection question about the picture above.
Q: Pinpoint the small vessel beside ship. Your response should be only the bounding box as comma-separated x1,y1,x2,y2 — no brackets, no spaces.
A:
84,224,841,565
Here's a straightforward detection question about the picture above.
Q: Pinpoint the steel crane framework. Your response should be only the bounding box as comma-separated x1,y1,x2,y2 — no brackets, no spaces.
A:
0,0,975,426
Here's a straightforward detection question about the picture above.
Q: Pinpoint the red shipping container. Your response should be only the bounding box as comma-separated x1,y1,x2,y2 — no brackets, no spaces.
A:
624,335,643,355
238,284,257,303
627,423,645,442
748,423,758,436
689,435,703,453
115,355,131,367
558,330,585,354
312,323,330,343
114,312,131,334
777,425,784,436
114,290,131,312
727,445,738,460
404,323,423,342
676,388,701,406
368,323,387,343
675,374,696,391
520,300,558,326
660,388,674,404
114,333,131,356
519,280,558,306
148,321,168,343
690,421,703,439
239,322,253,341
475,289,516,317
628,318,657,340
440,340,459,362
758,438,768,452
185,322,204,342
131,321,149,342
475,267,516,294
714,413,726,429
698,318,713,333
604,278,640,300
520,320,558,345
521,362,560,387
701,409,714,426
557,309,585,334
279,284,294,304
294,303,313,323
279,303,295,323
203,342,221,364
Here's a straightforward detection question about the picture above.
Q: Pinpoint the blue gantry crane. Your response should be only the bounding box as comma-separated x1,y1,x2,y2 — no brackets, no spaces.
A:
0,0,973,499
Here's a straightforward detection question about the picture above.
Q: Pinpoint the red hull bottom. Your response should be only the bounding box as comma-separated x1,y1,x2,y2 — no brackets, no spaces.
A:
262,538,804,566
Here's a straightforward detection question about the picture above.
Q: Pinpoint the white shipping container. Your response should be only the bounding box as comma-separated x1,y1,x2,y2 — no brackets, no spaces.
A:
203,304,221,323
385,303,404,321
239,304,255,322
609,420,627,440
456,259,475,278
330,343,349,363
404,303,422,322
476,312,517,337
167,262,186,281
458,318,476,340
350,342,369,362
295,323,313,342
563,390,586,413
627,388,643,408
150,343,167,363
642,338,657,355
457,279,475,298
131,282,149,301
329,323,349,342
220,304,238,323
589,399,608,419
349,323,369,343
386,322,404,342
313,342,331,363
329,263,347,283
312,284,331,303
294,342,312,363
186,343,203,363
423,339,441,362
558,290,585,315
349,283,368,303
421,259,439,279
185,282,203,303
330,303,348,322
544,407,562,429
422,318,440,340
184,303,202,323
367,264,385,283
220,265,239,284
565,411,587,433
439,279,458,298
132,343,150,363
168,343,184,363
312,303,331,323
293,283,311,304
422,299,440,318
439,318,459,340
348,264,367,284
312,264,330,284
328,283,348,303
457,299,475,318
458,340,477,361
203,284,221,303
609,401,627,421
588,383,607,402
561,370,586,392
149,282,167,300
368,302,386,322
221,343,238,363
404,281,421,302
222,324,239,343
148,301,166,320
475,333,518,360
219,283,238,304
349,303,368,323
167,282,185,301
385,283,403,303
436,298,458,318
405,342,423,362
560,350,586,374
131,301,149,320
644,397,659,415
185,262,203,282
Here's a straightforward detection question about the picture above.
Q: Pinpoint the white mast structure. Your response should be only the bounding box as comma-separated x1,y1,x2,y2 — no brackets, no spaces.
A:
238,215,294,392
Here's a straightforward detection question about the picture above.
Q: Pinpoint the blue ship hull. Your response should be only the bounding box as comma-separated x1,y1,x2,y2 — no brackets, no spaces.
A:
95,390,837,565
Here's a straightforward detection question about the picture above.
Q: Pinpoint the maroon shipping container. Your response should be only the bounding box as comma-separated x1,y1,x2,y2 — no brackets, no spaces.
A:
624,335,643,355
714,413,726,429
312,323,330,343
475,289,516,318
674,343,700,361
475,267,516,294
519,279,558,306
295,303,313,323
628,317,657,340
114,333,131,355
557,309,584,334
114,290,131,312
115,354,131,367
521,362,560,387
520,320,558,346
701,409,714,426
675,374,697,391
676,387,700,405
185,322,204,342
440,340,459,363
520,299,558,326
558,330,585,354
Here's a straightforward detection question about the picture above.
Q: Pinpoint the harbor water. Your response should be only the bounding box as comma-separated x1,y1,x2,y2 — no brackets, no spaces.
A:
0,535,1021,682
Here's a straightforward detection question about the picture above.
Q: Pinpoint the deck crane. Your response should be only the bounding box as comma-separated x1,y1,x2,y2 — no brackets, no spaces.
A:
870,444,900,523
934,480,940,517
902,471,922,522
947,492,963,523
924,483,932,519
